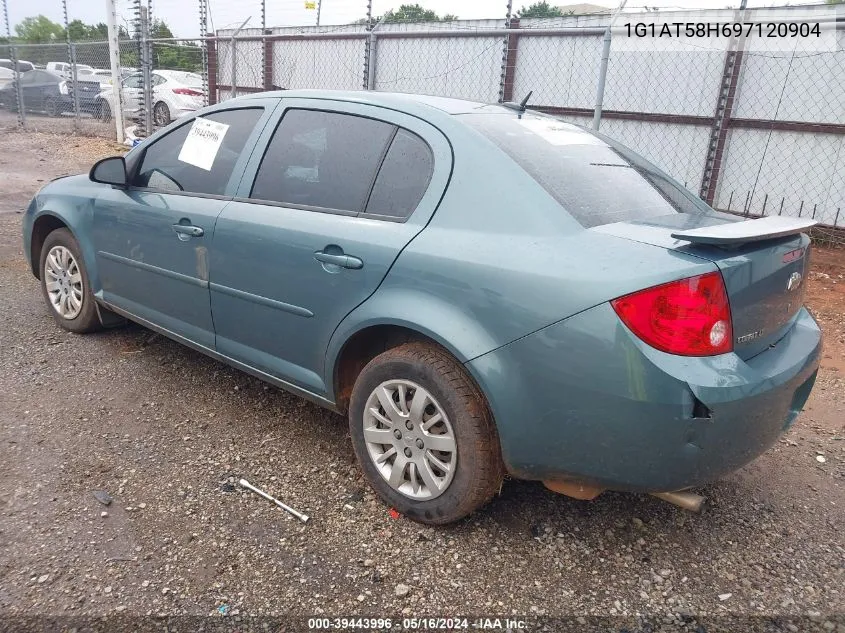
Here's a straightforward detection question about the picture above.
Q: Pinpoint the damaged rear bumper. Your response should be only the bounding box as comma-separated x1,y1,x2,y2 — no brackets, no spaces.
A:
467,303,821,492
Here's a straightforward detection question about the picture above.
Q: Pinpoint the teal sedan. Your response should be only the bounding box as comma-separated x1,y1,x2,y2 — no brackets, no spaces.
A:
22,90,821,524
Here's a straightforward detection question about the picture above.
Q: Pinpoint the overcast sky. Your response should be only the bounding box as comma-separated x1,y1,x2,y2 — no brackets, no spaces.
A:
4,0,825,39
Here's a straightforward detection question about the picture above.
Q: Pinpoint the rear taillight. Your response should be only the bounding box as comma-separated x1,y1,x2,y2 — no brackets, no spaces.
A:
611,272,733,356
172,87,203,96
59,81,69,95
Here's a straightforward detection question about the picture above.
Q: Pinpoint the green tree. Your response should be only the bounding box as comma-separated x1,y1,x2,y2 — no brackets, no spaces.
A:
381,4,458,22
517,1,566,18
150,19,175,39
14,15,65,43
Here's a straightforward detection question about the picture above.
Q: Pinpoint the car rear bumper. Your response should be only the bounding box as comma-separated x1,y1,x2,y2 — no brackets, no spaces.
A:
467,303,822,492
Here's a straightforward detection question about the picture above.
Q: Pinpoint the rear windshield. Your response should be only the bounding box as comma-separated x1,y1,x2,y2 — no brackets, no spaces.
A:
462,111,708,228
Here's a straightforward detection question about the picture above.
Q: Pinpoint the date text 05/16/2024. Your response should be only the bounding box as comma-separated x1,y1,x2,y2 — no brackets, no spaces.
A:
307,617,529,630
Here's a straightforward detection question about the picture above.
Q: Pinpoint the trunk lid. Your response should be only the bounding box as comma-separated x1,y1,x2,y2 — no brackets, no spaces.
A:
594,213,814,360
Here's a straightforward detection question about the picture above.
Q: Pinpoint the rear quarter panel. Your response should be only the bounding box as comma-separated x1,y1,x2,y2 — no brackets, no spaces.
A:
326,117,717,398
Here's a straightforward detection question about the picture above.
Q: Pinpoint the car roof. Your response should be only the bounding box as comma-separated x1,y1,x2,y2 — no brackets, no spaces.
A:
238,89,505,117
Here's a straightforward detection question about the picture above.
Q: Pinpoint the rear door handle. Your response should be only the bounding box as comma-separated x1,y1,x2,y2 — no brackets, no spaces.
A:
314,251,363,269
172,224,204,238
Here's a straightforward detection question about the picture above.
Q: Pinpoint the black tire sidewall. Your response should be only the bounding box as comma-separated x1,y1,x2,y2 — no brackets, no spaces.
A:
349,352,493,524
154,102,169,125
39,228,101,333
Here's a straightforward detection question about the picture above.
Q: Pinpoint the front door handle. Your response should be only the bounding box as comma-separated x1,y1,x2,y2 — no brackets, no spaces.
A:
172,223,204,238
314,251,363,269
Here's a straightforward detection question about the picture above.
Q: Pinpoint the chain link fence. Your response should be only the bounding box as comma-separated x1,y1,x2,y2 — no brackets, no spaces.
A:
2,4,843,245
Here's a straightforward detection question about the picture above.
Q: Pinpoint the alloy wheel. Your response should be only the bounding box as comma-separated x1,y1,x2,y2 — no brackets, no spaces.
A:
44,245,84,319
362,379,457,500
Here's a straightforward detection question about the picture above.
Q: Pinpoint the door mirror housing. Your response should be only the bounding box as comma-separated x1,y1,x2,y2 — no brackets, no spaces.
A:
90,156,127,187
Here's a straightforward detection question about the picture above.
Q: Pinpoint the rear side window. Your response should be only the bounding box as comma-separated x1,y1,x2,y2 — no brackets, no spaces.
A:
365,129,433,219
250,109,395,213
132,107,263,196
463,112,708,228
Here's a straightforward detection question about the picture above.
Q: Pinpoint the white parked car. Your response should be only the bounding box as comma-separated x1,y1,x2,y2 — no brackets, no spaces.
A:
0,67,13,89
94,70,205,126
45,62,95,79
77,68,113,91
0,59,35,73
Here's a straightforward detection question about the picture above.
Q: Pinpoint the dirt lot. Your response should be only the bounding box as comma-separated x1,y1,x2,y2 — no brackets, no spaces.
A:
0,131,843,631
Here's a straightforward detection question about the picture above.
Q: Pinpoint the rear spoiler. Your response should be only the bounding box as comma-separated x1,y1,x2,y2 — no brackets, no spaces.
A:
671,216,817,246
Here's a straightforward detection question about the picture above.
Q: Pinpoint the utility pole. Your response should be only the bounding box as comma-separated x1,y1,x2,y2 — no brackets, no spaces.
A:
105,0,125,141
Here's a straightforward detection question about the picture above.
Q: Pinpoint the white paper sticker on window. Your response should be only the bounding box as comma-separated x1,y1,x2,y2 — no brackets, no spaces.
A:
178,117,229,171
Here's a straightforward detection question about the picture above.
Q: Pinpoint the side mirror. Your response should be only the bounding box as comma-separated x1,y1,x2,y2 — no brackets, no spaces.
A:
90,156,127,187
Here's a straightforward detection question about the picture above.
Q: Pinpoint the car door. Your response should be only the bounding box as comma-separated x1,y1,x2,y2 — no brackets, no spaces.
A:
120,73,144,117
91,102,275,348
18,72,40,111
209,99,452,395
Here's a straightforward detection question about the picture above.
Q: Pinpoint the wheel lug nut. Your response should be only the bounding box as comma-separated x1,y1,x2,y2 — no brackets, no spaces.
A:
405,421,413,430
393,429,402,440
416,439,424,449
403,448,412,458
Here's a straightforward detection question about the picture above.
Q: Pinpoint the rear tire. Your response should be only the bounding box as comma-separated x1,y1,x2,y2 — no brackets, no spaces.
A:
349,342,503,525
39,228,102,334
153,101,170,127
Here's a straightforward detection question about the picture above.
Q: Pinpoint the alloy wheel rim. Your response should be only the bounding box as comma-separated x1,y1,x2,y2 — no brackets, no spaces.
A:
44,246,83,319
362,379,457,500
154,104,168,126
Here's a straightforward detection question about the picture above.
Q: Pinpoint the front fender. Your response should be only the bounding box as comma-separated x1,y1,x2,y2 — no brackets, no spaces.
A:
324,286,501,402
25,175,102,291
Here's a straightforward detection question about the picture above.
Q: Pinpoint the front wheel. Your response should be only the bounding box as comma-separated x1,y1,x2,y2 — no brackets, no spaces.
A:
44,97,59,117
349,342,503,525
95,99,111,121
39,229,102,333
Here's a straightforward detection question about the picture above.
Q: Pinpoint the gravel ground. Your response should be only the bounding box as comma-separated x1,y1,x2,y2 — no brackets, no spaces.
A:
0,132,843,632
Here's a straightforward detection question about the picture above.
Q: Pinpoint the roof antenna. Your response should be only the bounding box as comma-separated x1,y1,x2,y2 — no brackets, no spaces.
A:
518,90,533,111
502,90,533,117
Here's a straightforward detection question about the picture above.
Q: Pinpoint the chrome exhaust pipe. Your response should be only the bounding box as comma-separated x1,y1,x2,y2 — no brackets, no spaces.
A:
650,491,705,512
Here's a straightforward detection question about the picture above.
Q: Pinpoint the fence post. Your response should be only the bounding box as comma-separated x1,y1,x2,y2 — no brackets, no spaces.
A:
699,0,748,205
592,25,612,130
70,43,81,125
263,32,274,90
366,29,378,90
106,0,125,142
362,0,373,90
8,45,25,127
499,17,520,103
206,34,218,105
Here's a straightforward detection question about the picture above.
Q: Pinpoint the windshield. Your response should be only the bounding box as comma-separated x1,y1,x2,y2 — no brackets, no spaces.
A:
462,111,711,228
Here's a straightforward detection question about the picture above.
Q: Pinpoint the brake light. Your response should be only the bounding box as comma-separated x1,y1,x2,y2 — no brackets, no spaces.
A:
172,87,203,96
611,272,733,356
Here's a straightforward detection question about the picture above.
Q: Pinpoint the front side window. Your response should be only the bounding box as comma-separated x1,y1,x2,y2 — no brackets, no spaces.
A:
250,109,395,213
132,107,263,196
123,75,143,90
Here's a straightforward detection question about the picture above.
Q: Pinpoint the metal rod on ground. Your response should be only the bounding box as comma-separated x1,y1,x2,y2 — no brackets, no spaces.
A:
593,0,627,130
239,478,309,523
105,0,125,142
230,17,251,101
